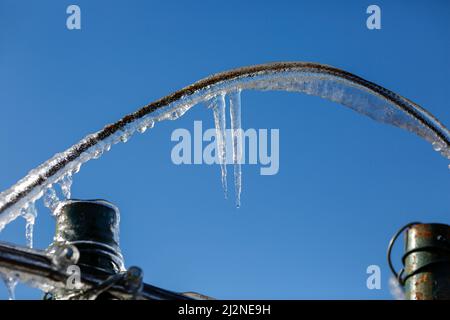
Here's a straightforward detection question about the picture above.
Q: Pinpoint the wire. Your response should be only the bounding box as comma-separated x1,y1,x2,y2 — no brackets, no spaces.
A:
0,241,197,300
71,272,126,300
387,221,421,286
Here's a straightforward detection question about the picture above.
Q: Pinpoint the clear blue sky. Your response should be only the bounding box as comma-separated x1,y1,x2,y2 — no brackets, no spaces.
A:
0,0,449,299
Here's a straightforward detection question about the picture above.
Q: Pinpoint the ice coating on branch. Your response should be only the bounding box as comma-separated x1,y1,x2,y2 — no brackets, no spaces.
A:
210,93,228,198
137,117,155,133
229,90,243,208
0,118,159,231
0,65,449,232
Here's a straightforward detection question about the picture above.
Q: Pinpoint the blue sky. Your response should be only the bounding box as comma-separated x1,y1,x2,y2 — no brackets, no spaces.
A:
0,0,449,299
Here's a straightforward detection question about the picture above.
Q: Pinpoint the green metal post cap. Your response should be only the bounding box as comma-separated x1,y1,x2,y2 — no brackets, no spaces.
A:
53,199,125,275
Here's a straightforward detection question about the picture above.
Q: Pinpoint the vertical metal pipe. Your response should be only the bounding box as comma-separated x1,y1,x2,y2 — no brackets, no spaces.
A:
403,223,450,300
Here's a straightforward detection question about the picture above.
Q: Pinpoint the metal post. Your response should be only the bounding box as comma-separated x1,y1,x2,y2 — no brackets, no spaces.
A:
49,199,126,299
0,198,203,299
403,223,450,300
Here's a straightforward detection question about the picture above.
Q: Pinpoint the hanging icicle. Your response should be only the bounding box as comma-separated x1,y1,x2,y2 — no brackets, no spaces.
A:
21,202,37,248
1,275,18,300
210,93,228,198
229,90,242,208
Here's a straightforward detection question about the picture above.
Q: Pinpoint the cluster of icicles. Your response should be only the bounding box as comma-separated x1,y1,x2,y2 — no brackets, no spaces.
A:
0,63,449,299
0,89,245,249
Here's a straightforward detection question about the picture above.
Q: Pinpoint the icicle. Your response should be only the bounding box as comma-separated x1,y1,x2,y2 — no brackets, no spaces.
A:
168,107,189,120
58,174,73,199
2,275,18,300
229,90,242,208
44,186,60,215
432,141,443,152
211,93,228,198
119,126,136,143
138,118,154,133
1,63,450,229
72,163,82,174
120,133,130,143
22,202,37,248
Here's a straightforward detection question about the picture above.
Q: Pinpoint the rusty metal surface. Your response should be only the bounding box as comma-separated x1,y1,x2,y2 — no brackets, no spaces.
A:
403,223,450,300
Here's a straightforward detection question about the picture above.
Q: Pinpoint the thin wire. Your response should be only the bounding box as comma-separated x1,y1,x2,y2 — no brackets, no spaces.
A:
387,221,421,286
